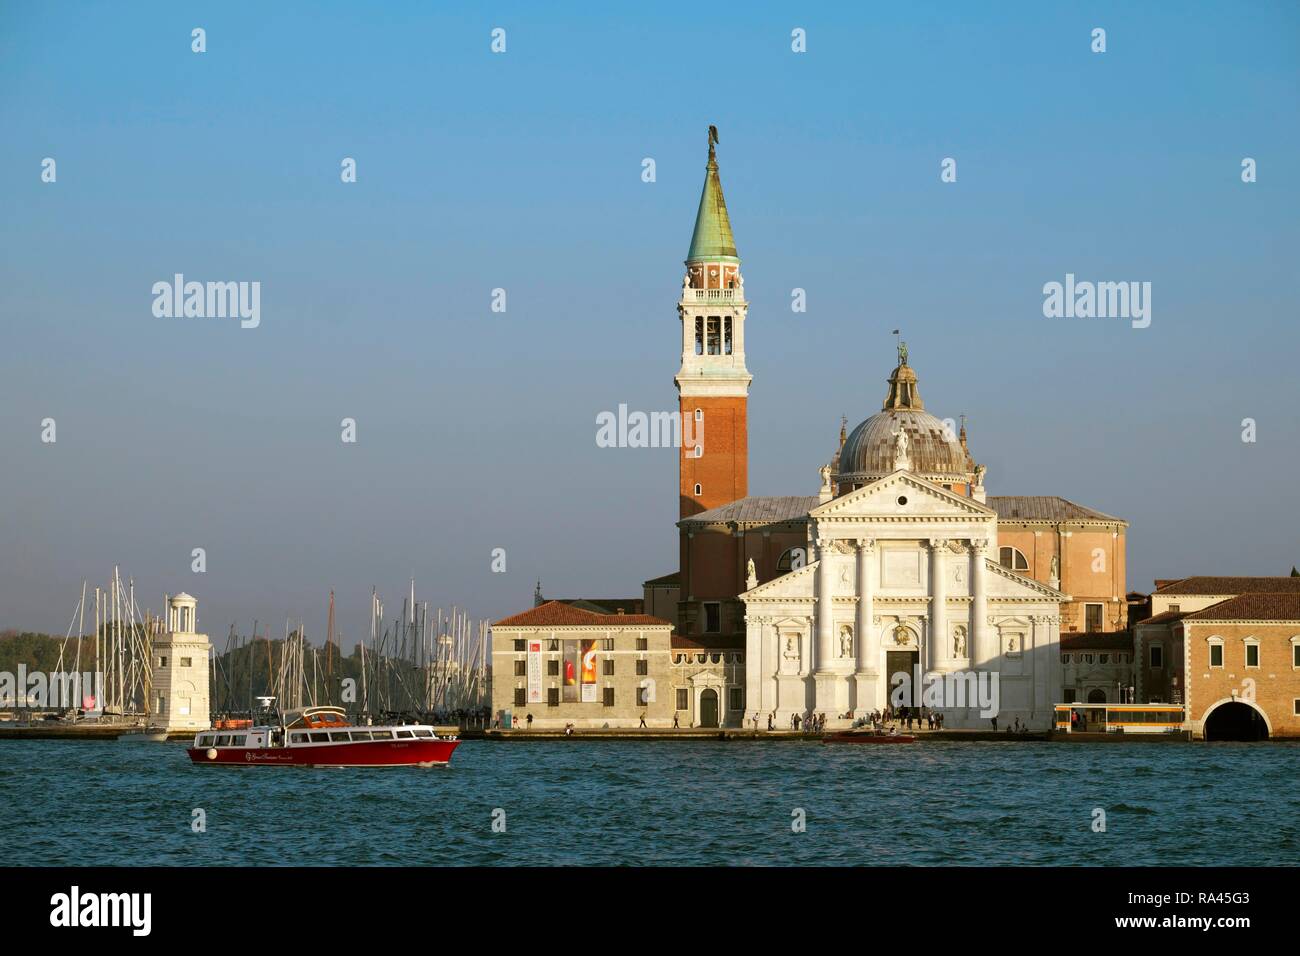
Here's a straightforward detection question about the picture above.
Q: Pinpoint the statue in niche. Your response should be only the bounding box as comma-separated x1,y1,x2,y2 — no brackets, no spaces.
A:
839,625,853,658
783,635,799,661
1007,636,1018,654
953,626,967,658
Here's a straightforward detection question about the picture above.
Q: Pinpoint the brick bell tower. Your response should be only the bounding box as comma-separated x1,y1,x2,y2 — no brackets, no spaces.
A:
676,126,751,518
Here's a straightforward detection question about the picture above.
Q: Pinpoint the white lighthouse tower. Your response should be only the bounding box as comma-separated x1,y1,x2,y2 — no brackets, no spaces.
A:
151,592,211,731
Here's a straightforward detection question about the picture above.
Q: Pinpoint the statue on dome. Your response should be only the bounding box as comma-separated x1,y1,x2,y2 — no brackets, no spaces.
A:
898,340,908,367
892,426,911,471
974,463,987,487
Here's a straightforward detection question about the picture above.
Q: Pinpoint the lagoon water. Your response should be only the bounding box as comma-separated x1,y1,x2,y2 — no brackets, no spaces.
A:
1,739,1295,866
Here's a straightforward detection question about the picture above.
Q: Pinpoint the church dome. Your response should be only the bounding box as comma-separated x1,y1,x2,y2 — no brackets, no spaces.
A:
836,354,971,484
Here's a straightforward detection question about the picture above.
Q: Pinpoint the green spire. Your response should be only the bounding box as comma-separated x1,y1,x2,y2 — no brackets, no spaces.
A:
686,126,738,261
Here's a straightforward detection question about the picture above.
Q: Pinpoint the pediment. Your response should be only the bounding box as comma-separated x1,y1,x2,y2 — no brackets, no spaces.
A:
741,560,817,600
809,470,995,521
985,561,1068,600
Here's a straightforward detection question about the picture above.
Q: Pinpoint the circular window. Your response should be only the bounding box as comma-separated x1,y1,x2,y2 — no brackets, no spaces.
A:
897,495,908,506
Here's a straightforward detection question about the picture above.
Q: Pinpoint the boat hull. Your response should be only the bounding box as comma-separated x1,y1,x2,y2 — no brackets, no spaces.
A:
187,738,459,767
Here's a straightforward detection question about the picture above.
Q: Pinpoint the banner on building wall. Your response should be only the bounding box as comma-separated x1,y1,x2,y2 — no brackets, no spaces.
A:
580,639,598,703
526,640,543,704
562,640,579,702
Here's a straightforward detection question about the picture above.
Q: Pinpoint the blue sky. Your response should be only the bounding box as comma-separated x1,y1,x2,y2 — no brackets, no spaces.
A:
1,1,1297,643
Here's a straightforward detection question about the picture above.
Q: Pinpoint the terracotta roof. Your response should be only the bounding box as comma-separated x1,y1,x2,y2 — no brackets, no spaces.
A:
551,598,644,615
987,496,1125,523
495,601,670,628
1153,579,1186,591
1183,593,1300,622
1136,610,1188,628
680,496,818,525
1060,632,1133,651
642,572,681,588
1152,576,1300,596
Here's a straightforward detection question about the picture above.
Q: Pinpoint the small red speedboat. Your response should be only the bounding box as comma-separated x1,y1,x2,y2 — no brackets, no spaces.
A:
188,705,459,768
822,731,916,744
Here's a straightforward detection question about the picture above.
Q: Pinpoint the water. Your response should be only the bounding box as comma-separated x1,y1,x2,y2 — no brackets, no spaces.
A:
1,739,1295,866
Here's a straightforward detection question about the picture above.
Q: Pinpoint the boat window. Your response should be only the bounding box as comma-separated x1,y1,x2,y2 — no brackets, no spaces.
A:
216,735,231,746
350,731,372,741
329,732,350,742
290,732,307,744
396,729,414,739
370,729,393,739
197,735,212,746
413,728,434,738
309,732,329,743
227,735,246,747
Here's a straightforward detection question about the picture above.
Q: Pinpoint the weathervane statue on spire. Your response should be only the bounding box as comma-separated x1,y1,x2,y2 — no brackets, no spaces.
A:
898,339,908,367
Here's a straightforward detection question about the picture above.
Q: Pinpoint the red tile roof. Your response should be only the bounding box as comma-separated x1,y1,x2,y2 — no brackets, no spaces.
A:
494,601,671,628
1135,610,1188,628
1152,576,1300,596
1183,593,1300,622
642,571,681,588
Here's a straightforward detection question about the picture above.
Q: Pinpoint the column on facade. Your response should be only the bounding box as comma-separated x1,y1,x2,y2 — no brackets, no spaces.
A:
970,538,988,667
929,539,947,672
814,537,835,674
746,615,763,715
855,539,874,674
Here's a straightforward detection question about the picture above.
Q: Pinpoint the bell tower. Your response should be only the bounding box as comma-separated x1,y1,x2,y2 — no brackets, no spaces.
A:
676,126,751,518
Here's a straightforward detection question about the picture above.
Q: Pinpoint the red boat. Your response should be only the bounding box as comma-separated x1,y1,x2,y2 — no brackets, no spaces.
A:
822,730,916,744
187,705,460,768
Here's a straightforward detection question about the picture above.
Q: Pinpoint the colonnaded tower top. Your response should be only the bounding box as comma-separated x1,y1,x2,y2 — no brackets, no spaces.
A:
676,126,752,518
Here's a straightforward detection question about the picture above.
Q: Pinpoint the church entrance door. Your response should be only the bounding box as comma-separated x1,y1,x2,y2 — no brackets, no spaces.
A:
699,689,719,728
885,650,920,707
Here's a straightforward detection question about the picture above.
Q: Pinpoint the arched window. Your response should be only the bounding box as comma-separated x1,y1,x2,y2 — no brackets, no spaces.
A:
776,547,807,573
999,546,1029,571
693,483,702,496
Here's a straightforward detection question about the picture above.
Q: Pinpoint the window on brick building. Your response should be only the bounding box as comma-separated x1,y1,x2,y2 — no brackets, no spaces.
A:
547,660,559,676
999,547,1029,571
513,639,526,651
603,687,615,706
514,660,526,676
1085,604,1104,632
1209,640,1223,668
703,602,721,634
694,483,702,496
636,659,648,676
514,688,526,706
603,659,614,676
1245,641,1259,668
636,637,648,650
